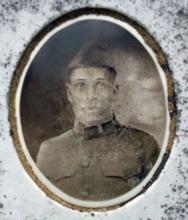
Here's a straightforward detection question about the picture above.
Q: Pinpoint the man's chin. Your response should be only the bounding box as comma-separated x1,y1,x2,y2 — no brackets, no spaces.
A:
76,110,112,126
83,119,100,127
81,116,109,127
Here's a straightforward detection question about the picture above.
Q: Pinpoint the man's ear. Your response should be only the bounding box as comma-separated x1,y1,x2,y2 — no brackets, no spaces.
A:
112,84,118,102
113,84,119,95
66,83,72,103
112,84,118,112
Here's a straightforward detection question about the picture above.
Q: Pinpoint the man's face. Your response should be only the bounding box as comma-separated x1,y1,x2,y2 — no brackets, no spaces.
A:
66,67,117,126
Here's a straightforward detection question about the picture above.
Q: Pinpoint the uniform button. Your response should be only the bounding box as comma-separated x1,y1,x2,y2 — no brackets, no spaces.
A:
81,156,90,168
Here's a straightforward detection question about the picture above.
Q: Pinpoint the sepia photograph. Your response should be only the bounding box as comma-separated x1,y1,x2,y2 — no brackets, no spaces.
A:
18,16,168,203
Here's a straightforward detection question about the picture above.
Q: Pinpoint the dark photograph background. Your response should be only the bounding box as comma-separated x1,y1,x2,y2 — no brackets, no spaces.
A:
20,19,167,161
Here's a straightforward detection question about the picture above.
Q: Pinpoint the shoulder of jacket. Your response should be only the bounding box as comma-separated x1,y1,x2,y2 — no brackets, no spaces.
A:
122,126,155,140
37,129,73,162
119,126,159,148
36,129,78,179
118,125,146,139
42,129,73,147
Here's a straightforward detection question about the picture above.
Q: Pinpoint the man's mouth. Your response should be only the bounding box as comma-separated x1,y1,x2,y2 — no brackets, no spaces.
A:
88,106,98,110
81,105,99,111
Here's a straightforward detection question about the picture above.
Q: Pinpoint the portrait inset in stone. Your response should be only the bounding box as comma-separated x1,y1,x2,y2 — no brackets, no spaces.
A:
19,18,167,203
36,43,159,200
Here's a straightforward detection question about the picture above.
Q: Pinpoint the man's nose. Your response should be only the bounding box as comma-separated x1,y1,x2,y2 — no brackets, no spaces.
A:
87,85,97,100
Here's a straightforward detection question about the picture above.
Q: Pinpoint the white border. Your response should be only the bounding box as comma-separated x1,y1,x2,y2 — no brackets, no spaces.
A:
15,14,170,208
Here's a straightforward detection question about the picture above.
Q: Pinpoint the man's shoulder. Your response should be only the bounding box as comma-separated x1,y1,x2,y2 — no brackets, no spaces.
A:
129,127,159,147
119,125,159,150
119,125,160,171
36,129,75,164
36,129,77,179
119,125,154,140
41,129,74,149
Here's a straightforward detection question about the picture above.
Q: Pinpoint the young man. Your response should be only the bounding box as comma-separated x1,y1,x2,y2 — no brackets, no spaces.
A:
36,43,159,201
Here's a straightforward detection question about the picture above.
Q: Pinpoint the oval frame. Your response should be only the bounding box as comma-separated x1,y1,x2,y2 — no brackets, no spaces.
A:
8,8,176,211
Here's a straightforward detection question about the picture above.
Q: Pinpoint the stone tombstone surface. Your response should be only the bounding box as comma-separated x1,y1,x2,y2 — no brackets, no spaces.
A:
0,1,187,220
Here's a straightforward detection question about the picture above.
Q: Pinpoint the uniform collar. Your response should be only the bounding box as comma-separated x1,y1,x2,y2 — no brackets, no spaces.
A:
73,115,121,140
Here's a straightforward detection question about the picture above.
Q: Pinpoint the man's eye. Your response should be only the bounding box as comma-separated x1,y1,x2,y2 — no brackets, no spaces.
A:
75,82,86,89
96,81,106,88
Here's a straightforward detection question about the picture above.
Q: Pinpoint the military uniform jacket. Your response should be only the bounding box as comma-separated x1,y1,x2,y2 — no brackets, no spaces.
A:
37,119,159,201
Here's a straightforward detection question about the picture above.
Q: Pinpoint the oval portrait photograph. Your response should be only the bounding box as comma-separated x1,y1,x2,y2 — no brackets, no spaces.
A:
13,10,173,209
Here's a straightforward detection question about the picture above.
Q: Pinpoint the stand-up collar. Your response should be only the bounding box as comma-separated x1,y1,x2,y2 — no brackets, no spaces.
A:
73,116,121,140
